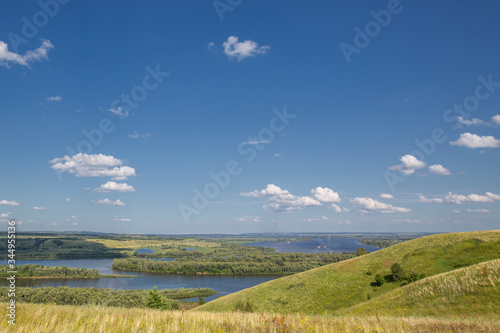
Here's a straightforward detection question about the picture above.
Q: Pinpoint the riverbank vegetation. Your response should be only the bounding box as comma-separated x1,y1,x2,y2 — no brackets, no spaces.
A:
0,286,216,309
0,264,100,278
112,252,356,275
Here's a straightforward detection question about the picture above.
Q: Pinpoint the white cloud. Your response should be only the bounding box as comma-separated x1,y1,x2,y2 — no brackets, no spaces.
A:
0,200,19,206
235,216,261,223
240,184,321,212
72,222,79,225
33,206,47,210
66,198,71,202
108,107,128,117
350,197,411,214
419,192,500,204
274,153,281,157
450,133,500,148
96,199,125,206
0,212,11,218
389,154,426,175
0,39,53,68
452,210,461,214
486,192,500,201
311,187,341,203
207,42,215,50
330,204,349,213
492,115,500,125
46,96,62,102
391,218,421,224
418,193,443,204
222,36,270,61
428,164,451,175
49,153,136,180
128,131,154,139
457,116,484,126
379,193,394,199
467,209,490,213
242,140,271,145
95,181,135,193
113,217,131,222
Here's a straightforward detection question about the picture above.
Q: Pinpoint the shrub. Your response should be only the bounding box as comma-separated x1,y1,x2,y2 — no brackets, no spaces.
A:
375,274,385,287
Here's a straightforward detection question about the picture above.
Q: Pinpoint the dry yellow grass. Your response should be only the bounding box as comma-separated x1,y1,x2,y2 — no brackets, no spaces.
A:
1,302,499,332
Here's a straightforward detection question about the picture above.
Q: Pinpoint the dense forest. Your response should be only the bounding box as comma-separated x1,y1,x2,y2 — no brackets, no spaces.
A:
113,252,356,275
0,286,216,309
0,264,100,278
0,236,126,260
357,238,407,248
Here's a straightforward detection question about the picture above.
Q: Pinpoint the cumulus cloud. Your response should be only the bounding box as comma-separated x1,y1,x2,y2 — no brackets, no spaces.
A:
49,153,136,180
418,193,443,204
33,206,47,210
330,204,349,213
457,116,484,126
467,209,490,213
240,184,321,212
128,131,154,139
419,192,500,204
46,96,62,102
0,39,54,68
222,36,270,61
95,181,135,193
379,193,394,199
113,217,131,222
492,115,500,125
450,133,500,148
311,187,341,203
96,199,125,206
389,154,426,175
428,164,451,175
0,200,19,206
0,213,12,218
350,197,411,214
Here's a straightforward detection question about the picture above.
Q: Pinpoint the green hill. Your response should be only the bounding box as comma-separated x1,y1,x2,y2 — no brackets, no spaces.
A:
196,230,500,315
338,258,500,317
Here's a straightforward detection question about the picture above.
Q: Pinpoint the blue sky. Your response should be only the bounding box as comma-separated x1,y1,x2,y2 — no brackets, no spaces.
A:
1,0,500,234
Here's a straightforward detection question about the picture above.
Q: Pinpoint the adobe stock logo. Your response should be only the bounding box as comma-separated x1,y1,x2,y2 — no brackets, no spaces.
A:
339,0,412,64
7,0,71,53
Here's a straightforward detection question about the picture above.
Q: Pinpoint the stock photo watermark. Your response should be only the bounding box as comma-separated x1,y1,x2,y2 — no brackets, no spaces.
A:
178,106,296,223
6,219,17,325
213,0,243,21
54,64,169,182
384,73,500,191
339,0,413,64
7,0,71,53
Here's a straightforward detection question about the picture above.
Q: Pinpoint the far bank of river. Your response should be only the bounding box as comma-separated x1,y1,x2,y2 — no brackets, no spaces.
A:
0,238,380,301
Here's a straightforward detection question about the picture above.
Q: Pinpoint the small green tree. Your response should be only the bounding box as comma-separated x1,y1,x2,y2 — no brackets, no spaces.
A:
198,296,206,305
375,274,385,286
356,248,369,256
390,263,405,282
143,286,170,310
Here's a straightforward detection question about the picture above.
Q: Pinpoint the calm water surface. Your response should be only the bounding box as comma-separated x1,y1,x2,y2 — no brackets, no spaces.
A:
244,238,381,253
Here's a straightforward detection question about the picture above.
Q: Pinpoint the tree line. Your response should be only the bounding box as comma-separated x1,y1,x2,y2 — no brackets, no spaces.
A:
0,286,216,309
0,264,100,278
112,252,356,275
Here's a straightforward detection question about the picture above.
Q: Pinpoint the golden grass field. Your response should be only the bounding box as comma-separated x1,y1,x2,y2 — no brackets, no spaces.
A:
1,302,499,333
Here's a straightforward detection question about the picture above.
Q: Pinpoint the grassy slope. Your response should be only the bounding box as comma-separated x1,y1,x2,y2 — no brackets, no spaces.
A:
339,259,500,317
2,303,499,333
196,230,500,315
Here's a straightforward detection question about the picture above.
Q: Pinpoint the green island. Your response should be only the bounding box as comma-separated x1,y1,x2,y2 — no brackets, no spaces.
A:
112,252,356,275
0,264,135,279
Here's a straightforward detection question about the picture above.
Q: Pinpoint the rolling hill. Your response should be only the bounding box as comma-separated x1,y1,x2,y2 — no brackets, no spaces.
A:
196,230,500,315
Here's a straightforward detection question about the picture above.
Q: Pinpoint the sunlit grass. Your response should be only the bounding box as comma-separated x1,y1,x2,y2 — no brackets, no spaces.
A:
1,302,499,332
